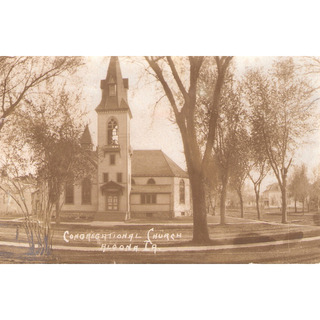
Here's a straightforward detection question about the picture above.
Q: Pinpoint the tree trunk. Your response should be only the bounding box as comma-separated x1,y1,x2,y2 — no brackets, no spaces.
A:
190,172,210,244
254,189,261,220
237,189,244,218
294,199,297,213
302,199,305,214
220,178,228,225
55,198,61,225
281,183,288,224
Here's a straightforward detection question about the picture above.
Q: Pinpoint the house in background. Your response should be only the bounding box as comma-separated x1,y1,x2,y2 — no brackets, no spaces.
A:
262,182,298,210
60,57,191,221
262,183,282,208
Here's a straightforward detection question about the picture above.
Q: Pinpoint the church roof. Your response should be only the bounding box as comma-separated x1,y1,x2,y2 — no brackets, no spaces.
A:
131,150,188,178
95,56,132,117
80,124,93,145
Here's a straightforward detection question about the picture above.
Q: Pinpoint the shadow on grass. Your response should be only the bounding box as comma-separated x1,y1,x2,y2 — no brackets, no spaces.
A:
159,231,304,248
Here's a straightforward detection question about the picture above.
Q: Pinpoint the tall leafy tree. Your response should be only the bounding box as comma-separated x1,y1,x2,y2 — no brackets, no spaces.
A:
245,58,317,223
247,123,270,220
145,57,232,243
0,83,95,254
214,75,249,223
19,84,96,224
288,164,310,213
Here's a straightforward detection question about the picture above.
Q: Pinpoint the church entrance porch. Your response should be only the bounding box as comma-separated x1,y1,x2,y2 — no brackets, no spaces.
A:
95,181,127,221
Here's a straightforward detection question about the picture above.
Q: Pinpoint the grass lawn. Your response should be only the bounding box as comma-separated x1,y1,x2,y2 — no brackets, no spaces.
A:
1,215,320,263
226,209,320,226
2,208,320,263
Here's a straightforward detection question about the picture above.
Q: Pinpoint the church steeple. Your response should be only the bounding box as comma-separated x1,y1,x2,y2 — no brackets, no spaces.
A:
95,56,132,216
96,56,131,117
80,124,93,150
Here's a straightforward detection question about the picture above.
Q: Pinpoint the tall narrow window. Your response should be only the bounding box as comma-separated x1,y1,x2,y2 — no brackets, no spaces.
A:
65,179,74,204
179,179,185,204
141,194,157,204
107,119,118,145
82,178,92,205
117,173,122,183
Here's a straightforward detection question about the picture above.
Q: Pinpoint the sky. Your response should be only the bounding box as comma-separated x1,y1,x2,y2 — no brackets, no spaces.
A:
72,56,320,188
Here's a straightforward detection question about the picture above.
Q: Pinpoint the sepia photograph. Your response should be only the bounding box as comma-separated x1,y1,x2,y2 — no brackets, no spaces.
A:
2,2,320,320
1,55,320,264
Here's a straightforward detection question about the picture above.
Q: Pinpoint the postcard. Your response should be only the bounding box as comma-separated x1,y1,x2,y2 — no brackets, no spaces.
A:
1,56,320,264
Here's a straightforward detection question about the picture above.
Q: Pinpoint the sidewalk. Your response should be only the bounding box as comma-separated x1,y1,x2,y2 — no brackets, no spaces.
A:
57,215,260,228
1,232,320,253
1,218,320,252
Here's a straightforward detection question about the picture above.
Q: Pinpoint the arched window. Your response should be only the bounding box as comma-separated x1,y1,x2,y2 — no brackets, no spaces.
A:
65,178,74,205
107,119,118,145
179,179,185,204
147,178,156,185
82,178,92,205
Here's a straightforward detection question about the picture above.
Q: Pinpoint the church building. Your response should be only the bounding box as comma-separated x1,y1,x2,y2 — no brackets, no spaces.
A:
60,57,191,221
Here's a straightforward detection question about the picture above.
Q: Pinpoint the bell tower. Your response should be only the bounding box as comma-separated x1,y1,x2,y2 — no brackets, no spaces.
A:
95,57,132,220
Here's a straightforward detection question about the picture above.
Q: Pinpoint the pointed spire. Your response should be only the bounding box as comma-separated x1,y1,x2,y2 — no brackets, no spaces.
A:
96,56,132,117
80,124,93,149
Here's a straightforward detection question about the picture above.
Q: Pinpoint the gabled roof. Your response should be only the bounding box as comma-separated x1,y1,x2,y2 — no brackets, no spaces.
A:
131,150,188,178
100,181,124,194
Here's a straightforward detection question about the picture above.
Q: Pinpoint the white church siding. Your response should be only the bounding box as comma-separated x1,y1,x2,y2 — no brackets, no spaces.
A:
130,182,173,219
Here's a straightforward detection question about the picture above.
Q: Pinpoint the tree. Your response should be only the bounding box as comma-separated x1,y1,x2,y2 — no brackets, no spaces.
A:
229,135,250,219
0,83,95,254
288,164,310,213
213,75,249,223
310,169,320,212
203,157,219,216
0,138,50,255
0,56,83,132
18,84,96,225
247,127,270,220
145,56,232,243
245,58,317,223
248,159,269,220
